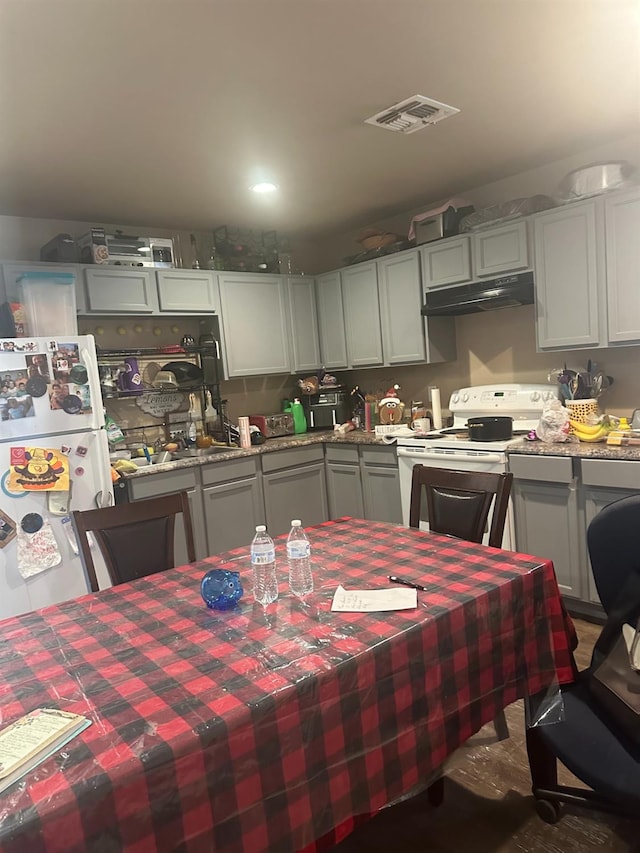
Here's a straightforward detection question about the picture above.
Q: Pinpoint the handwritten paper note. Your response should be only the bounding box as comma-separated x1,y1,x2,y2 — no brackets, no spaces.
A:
331,584,417,613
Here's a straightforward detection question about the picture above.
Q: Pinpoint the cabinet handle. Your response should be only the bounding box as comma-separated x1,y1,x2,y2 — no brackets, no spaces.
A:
214,340,220,360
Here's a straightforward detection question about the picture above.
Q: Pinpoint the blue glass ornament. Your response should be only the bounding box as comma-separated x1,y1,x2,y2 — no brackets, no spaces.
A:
200,568,243,610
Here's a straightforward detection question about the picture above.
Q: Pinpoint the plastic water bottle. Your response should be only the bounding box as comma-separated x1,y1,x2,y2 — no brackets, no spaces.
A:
251,525,278,606
287,520,313,597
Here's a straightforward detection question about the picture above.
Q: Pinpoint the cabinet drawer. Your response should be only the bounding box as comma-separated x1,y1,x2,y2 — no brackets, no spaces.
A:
325,444,359,464
130,468,198,500
509,454,574,484
261,444,324,473
201,457,259,486
581,458,640,490
360,445,397,467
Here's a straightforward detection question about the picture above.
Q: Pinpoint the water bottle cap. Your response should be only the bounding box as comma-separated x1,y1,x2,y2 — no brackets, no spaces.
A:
291,519,301,527
255,525,266,532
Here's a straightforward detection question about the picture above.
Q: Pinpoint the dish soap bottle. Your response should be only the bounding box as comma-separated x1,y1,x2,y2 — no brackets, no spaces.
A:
290,397,307,435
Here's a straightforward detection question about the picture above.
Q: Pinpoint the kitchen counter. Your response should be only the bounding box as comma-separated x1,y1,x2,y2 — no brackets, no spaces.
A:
507,437,640,460
119,430,387,479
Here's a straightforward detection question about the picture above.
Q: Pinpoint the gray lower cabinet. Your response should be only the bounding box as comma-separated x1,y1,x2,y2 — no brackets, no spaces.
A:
581,458,640,604
262,445,329,537
325,445,364,519
510,455,583,598
360,446,402,524
128,468,208,564
201,458,265,555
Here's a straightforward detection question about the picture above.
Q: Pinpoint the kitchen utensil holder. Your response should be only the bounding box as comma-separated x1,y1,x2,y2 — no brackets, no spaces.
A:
565,399,600,424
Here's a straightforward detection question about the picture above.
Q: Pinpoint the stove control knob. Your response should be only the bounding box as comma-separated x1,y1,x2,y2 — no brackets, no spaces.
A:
451,393,460,404
462,393,469,403
530,391,541,402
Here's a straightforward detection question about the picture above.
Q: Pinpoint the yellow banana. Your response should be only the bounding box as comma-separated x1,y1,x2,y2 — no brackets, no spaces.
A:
573,426,607,442
569,419,604,435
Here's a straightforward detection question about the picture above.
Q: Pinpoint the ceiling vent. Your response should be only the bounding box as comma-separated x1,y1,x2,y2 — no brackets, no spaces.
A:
365,95,459,134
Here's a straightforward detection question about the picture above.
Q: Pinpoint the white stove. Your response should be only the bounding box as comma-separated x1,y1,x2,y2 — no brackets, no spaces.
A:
396,383,556,548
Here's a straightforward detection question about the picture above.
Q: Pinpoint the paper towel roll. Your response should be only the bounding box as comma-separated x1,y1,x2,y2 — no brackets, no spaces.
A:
431,387,443,430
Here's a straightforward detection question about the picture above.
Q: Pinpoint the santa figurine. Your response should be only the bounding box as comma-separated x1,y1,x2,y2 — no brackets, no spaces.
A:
378,384,406,425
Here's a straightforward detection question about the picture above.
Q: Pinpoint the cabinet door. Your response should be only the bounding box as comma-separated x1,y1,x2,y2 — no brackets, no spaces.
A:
326,462,364,520
84,267,158,313
472,221,529,278
377,251,426,365
534,201,603,349
341,263,383,367
263,463,329,537
203,476,265,555
420,236,471,289
316,271,348,369
605,188,640,344
128,469,207,563
287,276,321,372
218,273,290,376
510,455,582,598
156,270,217,313
360,464,402,524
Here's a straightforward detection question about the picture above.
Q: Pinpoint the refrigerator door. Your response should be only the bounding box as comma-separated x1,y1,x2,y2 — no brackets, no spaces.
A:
0,335,104,440
0,428,113,620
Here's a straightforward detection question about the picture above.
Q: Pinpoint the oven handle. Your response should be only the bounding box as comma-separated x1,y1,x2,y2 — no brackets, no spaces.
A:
397,448,504,464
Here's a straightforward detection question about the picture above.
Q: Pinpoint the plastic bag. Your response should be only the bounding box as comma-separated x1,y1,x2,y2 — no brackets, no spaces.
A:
537,399,571,443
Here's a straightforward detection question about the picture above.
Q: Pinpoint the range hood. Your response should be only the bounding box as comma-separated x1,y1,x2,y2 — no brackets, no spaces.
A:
421,271,534,317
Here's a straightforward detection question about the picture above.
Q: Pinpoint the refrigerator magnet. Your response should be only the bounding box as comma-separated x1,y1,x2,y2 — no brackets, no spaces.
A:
1,471,27,499
47,340,58,352
9,447,70,492
21,513,43,534
0,509,17,548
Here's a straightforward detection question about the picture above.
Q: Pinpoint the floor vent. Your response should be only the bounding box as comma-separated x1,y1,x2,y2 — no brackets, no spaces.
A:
365,95,460,134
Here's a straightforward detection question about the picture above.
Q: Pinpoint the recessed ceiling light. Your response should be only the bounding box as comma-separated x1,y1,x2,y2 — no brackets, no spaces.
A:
250,182,278,194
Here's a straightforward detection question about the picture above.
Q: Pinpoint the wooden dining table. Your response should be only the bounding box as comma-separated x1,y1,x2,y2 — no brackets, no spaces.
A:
0,517,576,853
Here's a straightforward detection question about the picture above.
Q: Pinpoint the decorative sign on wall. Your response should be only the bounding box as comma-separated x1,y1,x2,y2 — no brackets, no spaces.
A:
136,392,184,417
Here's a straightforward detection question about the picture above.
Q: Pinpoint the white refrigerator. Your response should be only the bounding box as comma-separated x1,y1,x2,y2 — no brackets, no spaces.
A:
0,335,112,619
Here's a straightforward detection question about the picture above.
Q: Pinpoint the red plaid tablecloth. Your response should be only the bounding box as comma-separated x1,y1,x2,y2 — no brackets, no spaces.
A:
0,518,575,853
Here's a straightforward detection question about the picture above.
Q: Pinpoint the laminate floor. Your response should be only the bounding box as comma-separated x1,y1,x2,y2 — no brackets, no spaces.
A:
333,619,640,853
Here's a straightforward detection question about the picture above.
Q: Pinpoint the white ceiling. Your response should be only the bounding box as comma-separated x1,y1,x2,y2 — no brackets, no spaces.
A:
0,0,638,238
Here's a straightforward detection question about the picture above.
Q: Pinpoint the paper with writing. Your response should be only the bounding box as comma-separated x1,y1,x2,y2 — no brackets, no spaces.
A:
331,584,417,612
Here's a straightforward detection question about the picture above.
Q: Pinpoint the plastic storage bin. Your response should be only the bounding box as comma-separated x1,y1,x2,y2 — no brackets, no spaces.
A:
18,271,77,336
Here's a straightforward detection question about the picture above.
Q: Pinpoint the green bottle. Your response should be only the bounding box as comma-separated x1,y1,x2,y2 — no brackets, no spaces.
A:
289,398,307,434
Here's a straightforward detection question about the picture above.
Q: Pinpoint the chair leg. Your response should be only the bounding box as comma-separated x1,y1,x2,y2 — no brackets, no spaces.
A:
526,726,558,790
493,708,510,741
427,776,444,807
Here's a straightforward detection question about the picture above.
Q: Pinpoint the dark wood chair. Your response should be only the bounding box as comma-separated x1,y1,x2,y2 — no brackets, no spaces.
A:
409,465,513,549
72,491,196,592
409,465,514,806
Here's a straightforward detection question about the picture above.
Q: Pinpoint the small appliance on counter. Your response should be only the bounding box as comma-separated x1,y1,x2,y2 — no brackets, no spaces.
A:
248,413,295,438
300,386,350,431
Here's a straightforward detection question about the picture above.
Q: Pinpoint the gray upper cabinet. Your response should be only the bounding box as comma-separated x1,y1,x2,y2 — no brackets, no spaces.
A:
377,251,426,365
341,262,383,367
218,272,291,377
420,236,472,289
316,271,348,369
534,200,604,350
83,267,159,314
287,276,321,372
156,269,218,313
605,188,640,345
472,220,529,278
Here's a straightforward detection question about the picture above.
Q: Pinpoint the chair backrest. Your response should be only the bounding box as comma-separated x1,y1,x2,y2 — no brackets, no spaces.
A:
409,465,513,549
72,491,196,592
587,493,640,615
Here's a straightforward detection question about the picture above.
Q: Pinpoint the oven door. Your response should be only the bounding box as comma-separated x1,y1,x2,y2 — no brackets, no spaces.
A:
396,445,515,550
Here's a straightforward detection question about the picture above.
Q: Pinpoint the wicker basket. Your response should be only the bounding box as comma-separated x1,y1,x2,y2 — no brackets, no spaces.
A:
565,399,600,424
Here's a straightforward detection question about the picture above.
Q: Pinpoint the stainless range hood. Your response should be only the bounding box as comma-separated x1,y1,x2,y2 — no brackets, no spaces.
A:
421,271,534,317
